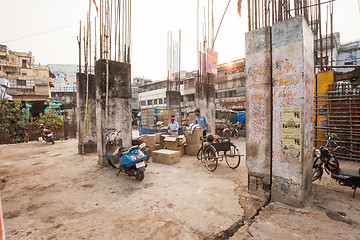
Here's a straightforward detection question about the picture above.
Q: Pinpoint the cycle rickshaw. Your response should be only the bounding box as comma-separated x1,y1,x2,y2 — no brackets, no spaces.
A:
197,135,243,172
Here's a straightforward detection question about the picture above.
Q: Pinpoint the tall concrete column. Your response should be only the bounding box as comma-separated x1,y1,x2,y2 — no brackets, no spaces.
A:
76,73,97,154
245,26,272,200
96,59,132,166
271,16,314,206
195,76,215,134
166,91,181,107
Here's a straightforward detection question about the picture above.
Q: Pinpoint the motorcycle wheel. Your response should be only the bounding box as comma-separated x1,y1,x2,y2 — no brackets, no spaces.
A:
135,169,144,181
312,157,323,182
51,138,55,144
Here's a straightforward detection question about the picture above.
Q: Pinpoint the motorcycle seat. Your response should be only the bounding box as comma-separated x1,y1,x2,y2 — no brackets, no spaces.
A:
335,168,360,179
118,146,139,156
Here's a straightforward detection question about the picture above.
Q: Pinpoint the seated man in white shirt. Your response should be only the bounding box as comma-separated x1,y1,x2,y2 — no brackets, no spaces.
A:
168,116,179,135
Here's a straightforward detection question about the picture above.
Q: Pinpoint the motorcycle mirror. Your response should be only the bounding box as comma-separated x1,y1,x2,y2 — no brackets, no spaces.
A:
332,133,340,141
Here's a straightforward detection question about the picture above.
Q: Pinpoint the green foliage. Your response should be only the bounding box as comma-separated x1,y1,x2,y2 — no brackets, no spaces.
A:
0,100,26,143
34,108,64,130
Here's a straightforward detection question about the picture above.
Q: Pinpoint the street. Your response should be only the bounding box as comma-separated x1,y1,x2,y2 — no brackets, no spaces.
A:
1,138,360,239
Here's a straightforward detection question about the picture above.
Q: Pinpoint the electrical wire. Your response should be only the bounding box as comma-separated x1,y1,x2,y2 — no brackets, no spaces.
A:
1,23,79,43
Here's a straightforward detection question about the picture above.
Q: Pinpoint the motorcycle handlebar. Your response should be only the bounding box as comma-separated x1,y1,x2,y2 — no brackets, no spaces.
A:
343,147,353,153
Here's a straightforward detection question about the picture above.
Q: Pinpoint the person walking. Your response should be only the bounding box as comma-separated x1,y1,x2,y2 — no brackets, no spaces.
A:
168,115,179,135
194,109,208,137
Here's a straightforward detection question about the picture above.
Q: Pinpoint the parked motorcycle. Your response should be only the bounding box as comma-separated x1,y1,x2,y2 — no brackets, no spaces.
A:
222,122,240,139
39,124,55,144
132,136,149,161
105,130,148,181
313,133,360,197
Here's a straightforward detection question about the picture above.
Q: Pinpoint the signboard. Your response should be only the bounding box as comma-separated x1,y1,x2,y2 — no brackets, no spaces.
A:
206,48,218,75
282,107,302,162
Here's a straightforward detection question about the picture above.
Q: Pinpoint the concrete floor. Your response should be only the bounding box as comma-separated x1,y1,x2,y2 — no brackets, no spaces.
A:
1,137,360,239
0,138,247,239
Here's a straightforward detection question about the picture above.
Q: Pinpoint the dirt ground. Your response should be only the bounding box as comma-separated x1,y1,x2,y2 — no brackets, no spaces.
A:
1,137,360,240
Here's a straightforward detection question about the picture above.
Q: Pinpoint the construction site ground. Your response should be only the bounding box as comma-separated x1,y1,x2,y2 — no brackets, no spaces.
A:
0,138,360,240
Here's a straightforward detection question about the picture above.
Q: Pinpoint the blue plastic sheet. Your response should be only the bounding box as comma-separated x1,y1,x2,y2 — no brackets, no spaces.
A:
237,111,246,122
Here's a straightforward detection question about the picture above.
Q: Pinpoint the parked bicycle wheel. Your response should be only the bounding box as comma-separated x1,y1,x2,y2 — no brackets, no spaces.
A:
197,147,204,161
225,143,241,169
204,145,218,172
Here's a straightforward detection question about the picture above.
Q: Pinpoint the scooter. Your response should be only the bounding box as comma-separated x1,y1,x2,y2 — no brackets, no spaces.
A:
39,124,55,144
105,130,147,181
313,133,360,197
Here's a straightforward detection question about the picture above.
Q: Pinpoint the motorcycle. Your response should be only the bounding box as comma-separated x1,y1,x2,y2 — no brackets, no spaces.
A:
132,136,149,162
39,124,55,144
105,130,148,181
312,133,360,197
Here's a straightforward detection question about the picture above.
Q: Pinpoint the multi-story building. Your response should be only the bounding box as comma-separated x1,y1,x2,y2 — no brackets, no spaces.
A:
337,40,360,73
138,58,246,111
0,45,54,101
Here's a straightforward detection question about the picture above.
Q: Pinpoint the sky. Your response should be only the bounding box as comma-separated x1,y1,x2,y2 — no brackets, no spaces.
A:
0,0,359,80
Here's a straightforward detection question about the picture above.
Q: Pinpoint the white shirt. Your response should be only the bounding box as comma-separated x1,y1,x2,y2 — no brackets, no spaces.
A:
168,121,179,135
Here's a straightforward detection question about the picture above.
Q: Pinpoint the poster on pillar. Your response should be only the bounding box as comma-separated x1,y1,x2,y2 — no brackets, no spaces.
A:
282,107,302,162
206,48,218,75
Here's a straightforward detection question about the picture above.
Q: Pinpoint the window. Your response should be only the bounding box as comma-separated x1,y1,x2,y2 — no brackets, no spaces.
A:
345,61,354,66
17,79,26,86
154,99,158,105
22,59,27,68
140,100,146,106
22,72,27,76
159,98,163,104
0,55,6,61
147,100,153,106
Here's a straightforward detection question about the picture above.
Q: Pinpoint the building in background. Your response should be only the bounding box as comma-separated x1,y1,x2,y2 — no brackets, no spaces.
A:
48,64,78,105
0,45,53,101
337,40,360,73
138,59,246,111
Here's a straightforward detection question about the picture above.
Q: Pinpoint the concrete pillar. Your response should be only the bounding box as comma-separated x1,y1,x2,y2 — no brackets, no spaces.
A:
195,76,215,134
76,73,97,154
166,90,181,107
271,16,314,206
245,26,272,200
96,59,132,166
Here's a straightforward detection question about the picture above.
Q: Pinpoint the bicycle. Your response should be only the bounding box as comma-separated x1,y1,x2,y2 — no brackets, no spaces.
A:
197,135,243,172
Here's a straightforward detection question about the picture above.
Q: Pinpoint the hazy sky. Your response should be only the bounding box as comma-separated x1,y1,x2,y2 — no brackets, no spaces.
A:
1,0,359,80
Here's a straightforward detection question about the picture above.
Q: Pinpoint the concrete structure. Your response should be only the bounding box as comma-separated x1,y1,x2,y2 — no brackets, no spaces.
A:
245,26,272,200
0,45,53,101
77,73,97,154
96,60,132,166
271,16,314,206
195,78,216,134
166,90,181,107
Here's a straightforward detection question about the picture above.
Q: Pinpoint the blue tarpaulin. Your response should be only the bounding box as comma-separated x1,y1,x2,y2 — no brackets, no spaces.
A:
237,111,246,122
